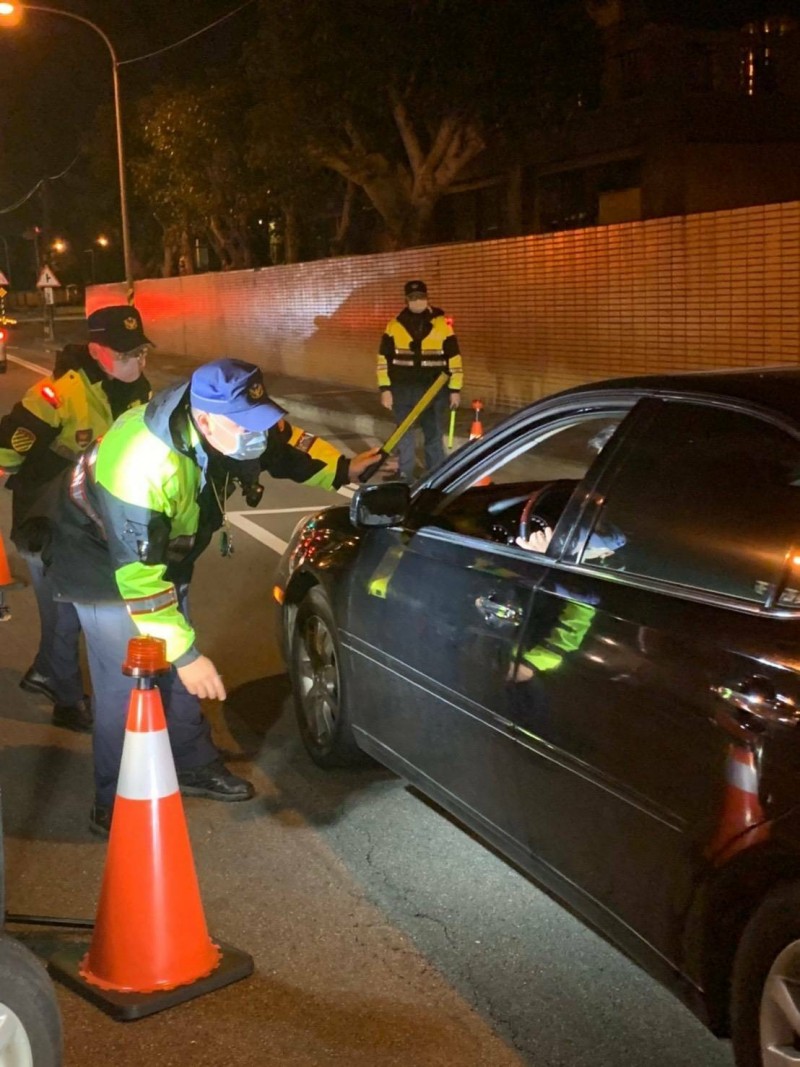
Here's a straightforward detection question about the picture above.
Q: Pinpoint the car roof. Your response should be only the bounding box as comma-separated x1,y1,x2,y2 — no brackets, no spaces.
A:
555,366,800,424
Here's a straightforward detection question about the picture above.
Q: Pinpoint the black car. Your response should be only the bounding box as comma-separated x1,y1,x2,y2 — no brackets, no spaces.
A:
276,368,800,1067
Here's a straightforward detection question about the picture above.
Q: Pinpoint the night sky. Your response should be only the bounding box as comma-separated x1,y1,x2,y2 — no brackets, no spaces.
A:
0,1,257,230
0,0,798,279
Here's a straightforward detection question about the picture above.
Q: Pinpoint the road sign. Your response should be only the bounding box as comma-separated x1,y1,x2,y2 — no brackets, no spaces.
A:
0,272,8,287
36,265,61,288
0,288,6,300
43,287,54,306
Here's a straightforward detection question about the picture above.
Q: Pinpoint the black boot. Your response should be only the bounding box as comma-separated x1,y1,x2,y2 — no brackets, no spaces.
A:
19,666,57,703
177,758,254,801
52,699,93,734
89,802,113,837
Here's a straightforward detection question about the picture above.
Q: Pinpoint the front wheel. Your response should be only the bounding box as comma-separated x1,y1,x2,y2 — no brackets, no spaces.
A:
290,587,367,769
732,880,800,1066
0,934,63,1067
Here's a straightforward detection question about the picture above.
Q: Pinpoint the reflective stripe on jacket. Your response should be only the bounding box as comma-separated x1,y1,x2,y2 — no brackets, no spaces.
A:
50,380,351,663
0,344,150,547
377,306,463,393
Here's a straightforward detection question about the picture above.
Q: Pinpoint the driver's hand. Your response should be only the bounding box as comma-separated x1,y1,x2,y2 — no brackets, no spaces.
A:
515,526,553,554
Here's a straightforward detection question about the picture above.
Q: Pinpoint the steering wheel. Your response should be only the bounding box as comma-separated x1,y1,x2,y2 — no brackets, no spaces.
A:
518,480,577,545
519,487,552,545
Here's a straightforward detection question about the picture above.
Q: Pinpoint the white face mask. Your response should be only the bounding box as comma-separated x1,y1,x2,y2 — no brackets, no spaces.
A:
408,299,428,314
203,415,267,460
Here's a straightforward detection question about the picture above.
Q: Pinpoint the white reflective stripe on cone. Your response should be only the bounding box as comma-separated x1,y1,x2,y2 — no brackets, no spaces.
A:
727,752,758,793
116,728,179,801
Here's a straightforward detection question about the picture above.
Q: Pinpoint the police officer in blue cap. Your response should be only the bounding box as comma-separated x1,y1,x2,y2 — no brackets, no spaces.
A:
49,358,380,834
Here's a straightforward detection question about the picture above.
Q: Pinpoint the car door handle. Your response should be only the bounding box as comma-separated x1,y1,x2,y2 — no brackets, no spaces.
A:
711,677,800,728
475,595,521,625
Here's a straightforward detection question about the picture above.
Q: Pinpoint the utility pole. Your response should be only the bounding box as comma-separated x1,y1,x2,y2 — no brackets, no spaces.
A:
40,178,54,341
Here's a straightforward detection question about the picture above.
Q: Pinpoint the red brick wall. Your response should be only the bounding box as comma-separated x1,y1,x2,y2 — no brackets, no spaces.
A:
90,199,800,413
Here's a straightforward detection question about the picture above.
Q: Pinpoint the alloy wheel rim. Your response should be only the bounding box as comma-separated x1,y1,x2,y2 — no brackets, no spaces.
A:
760,939,800,1065
0,1002,34,1067
297,613,339,746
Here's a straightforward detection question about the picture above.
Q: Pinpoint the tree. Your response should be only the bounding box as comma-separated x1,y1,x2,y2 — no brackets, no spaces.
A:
131,77,264,273
246,0,600,248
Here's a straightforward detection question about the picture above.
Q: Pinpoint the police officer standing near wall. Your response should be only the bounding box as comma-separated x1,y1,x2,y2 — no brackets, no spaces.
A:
48,357,380,834
0,304,152,732
376,280,463,481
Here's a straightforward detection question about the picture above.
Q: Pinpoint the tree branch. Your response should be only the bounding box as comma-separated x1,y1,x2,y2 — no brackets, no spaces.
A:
389,87,425,176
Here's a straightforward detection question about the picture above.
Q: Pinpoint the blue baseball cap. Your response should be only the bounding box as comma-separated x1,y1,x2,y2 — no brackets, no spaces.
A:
189,359,287,432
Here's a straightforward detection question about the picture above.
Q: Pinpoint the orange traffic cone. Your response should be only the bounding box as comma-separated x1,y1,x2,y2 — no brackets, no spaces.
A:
49,636,253,1020
705,743,771,864
469,399,485,440
0,529,23,622
469,399,492,487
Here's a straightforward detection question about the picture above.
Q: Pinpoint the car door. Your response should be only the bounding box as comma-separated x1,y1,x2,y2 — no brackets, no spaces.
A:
343,403,632,853
504,396,800,968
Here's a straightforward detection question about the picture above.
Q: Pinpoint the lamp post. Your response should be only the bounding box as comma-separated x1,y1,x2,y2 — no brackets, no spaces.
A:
0,236,11,284
84,235,110,285
0,3,133,302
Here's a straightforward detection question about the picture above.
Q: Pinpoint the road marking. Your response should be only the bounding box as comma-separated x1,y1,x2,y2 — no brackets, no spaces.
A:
8,352,50,375
226,513,289,554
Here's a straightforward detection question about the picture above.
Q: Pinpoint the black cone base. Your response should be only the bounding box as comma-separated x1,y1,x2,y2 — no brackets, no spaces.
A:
48,939,253,1021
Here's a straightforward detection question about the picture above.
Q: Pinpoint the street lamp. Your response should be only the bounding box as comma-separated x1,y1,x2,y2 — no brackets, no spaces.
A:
0,3,133,302
84,235,110,285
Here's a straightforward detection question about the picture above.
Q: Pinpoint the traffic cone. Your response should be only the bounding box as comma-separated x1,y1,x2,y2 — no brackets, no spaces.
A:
705,743,771,864
469,399,485,440
0,529,23,622
469,399,492,487
49,636,253,1020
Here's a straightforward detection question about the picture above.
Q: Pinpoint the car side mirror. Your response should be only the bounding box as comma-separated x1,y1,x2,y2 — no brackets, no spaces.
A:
349,482,410,527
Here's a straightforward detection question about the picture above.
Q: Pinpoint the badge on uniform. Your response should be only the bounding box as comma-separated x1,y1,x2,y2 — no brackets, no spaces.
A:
11,428,36,453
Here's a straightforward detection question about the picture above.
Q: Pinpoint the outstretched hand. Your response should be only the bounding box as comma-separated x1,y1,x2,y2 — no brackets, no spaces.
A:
348,447,384,482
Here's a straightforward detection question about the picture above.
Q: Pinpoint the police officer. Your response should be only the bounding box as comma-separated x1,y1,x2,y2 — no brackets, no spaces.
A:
48,358,380,834
376,280,463,481
0,304,152,732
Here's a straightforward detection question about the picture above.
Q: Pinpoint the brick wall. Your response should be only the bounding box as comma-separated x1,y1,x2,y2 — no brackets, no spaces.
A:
90,199,800,413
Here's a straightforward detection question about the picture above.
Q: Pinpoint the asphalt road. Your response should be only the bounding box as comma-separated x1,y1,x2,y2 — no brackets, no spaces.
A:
0,317,734,1066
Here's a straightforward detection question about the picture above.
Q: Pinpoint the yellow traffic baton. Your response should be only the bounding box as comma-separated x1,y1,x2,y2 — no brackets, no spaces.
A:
447,408,456,449
359,372,450,483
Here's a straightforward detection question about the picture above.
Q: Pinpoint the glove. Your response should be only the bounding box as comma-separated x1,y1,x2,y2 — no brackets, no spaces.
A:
380,391,393,410
449,391,461,410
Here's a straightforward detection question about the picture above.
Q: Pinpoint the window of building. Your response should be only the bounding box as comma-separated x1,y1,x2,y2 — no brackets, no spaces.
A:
687,42,714,93
617,49,645,99
740,17,797,96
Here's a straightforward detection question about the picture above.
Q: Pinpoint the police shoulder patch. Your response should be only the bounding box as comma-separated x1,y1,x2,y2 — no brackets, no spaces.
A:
295,431,316,453
11,427,36,453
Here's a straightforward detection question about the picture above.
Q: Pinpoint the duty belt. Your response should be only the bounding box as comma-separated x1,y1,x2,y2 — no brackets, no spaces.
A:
392,359,447,367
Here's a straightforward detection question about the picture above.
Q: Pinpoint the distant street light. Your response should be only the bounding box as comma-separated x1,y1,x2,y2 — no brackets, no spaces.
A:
84,235,111,285
51,238,67,254
0,3,134,302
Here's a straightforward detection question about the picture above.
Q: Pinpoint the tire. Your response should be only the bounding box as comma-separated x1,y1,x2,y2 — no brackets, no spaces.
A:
290,587,367,768
0,934,62,1067
731,880,800,1067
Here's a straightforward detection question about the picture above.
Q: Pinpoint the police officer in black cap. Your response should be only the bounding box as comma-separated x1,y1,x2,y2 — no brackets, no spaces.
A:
376,280,464,481
0,304,152,732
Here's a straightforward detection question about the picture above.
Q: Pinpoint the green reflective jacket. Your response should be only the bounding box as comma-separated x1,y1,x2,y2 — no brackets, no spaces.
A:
51,379,350,664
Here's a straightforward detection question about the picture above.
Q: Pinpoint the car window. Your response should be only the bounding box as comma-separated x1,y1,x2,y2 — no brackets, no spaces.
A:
582,400,800,604
425,413,625,547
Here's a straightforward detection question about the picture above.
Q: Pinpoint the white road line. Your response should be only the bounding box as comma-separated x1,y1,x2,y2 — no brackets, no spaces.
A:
8,352,50,375
227,506,328,516
226,512,289,554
